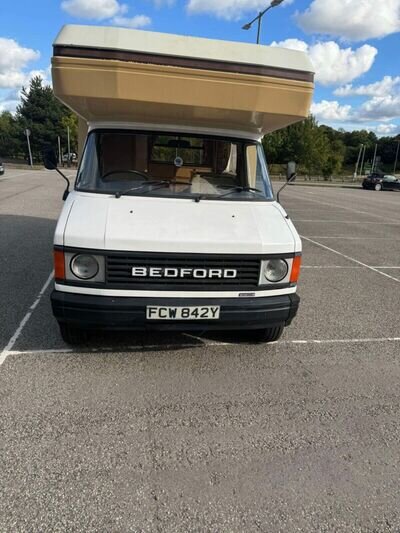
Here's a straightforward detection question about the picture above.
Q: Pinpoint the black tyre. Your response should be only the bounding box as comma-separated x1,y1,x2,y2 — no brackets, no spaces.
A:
59,323,89,345
249,325,284,343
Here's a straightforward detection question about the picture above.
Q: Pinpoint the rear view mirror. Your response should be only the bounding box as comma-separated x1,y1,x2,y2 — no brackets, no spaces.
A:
42,147,58,170
287,161,296,181
167,139,191,149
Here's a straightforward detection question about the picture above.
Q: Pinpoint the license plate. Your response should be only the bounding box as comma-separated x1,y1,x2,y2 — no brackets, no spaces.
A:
146,306,220,320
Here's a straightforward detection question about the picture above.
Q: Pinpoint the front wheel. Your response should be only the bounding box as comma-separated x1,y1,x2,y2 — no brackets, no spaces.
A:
59,323,89,345
375,183,382,191
249,325,284,343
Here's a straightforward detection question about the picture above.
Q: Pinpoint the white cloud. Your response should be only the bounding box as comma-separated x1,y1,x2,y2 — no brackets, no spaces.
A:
0,38,40,89
312,93,400,127
326,122,399,137
26,68,52,87
0,90,20,113
359,95,400,121
372,123,399,135
271,38,308,53
61,0,127,20
61,0,152,29
332,75,400,123
309,100,400,137
112,15,152,28
271,39,377,86
334,76,400,97
187,0,293,20
311,100,352,121
0,67,52,113
0,68,50,92
296,0,400,41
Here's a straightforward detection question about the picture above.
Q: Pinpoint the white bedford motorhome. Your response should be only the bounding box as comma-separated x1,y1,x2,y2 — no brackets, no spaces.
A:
48,25,314,344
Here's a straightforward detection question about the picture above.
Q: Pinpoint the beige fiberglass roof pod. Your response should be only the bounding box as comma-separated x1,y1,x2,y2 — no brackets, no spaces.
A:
52,25,314,136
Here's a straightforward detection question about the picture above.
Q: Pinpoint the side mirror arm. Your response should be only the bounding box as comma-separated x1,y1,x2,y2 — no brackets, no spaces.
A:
43,147,71,201
54,167,71,200
276,173,297,204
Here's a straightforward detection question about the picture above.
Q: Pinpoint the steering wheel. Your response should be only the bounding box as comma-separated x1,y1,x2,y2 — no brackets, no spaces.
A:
101,169,149,181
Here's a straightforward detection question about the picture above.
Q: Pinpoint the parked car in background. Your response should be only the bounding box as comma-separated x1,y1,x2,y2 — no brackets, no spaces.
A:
62,153,78,166
0,161,4,176
362,173,400,191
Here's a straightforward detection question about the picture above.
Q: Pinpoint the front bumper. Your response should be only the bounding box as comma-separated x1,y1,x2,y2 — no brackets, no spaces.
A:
51,291,300,331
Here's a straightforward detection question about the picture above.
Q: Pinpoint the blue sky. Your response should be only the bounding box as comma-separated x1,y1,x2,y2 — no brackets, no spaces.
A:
1,0,399,136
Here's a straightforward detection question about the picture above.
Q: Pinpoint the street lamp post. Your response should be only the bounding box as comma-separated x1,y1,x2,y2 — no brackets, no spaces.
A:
360,144,366,177
354,144,363,180
242,0,285,44
372,143,378,173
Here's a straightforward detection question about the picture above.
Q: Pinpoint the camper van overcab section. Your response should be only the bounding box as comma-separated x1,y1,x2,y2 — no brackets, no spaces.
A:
49,25,314,344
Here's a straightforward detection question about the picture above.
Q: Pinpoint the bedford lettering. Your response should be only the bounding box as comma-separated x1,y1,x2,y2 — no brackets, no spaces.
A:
132,267,237,279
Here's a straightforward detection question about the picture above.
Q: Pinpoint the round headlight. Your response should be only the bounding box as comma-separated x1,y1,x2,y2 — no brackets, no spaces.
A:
71,254,99,280
264,259,288,283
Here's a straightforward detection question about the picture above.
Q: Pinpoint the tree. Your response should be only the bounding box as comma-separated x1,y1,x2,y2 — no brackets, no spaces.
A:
322,139,346,179
265,116,332,176
15,76,77,161
262,128,285,164
61,113,78,154
0,111,22,158
263,116,349,177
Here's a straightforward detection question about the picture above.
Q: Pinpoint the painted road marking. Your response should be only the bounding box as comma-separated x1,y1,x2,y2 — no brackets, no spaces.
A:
302,236,400,284
0,184,44,203
4,336,400,357
301,188,400,207
0,272,54,367
303,266,400,269
292,220,400,226
303,236,400,240
0,171,34,180
287,191,400,223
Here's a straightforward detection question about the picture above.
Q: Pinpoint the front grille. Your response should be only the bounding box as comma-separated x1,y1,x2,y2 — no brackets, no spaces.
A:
105,253,261,291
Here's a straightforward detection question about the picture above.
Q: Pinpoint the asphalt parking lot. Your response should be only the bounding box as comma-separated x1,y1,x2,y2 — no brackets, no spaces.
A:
1,168,400,532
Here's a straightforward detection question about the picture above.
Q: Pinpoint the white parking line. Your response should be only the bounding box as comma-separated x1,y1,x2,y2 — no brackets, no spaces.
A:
293,220,400,225
5,336,400,357
304,236,400,240
302,187,400,207
302,236,400,284
303,266,363,269
287,191,400,223
0,272,54,367
303,266,400,270
1,171,34,180
287,337,400,345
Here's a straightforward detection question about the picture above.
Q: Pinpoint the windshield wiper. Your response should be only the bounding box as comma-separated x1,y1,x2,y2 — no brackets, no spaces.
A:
194,186,263,203
115,180,190,199
218,185,263,195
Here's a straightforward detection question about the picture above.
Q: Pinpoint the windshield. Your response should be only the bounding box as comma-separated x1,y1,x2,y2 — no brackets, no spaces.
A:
76,131,273,201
